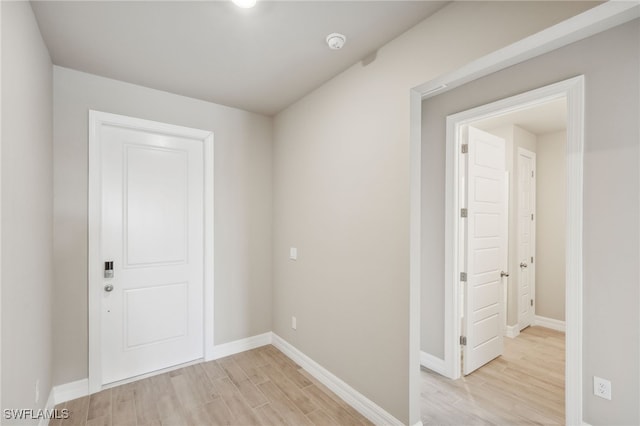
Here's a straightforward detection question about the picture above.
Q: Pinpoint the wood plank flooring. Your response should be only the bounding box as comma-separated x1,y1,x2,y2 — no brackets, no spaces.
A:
52,327,563,426
52,345,373,426
421,326,565,425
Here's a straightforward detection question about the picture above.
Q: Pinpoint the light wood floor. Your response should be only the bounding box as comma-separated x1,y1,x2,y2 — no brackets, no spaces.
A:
421,326,565,425
52,345,373,426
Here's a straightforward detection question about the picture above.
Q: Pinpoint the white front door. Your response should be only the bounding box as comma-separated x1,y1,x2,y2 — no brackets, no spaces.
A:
99,121,205,385
462,126,507,375
517,148,536,330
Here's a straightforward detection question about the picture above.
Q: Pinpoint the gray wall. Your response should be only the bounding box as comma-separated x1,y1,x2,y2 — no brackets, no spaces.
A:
52,67,273,385
421,19,639,425
272,2,594,423
1,2,54,422
536,130,567,322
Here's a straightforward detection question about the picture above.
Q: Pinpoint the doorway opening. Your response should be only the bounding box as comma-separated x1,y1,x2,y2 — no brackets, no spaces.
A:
417,76,584,424
421,96,569,423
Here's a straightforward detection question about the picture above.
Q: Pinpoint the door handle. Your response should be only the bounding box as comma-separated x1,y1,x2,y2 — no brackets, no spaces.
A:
520,262,528,268
500,271,509,277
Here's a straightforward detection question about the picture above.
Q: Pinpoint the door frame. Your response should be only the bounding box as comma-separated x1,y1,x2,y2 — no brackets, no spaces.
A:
444,76,584,408
516,147,537,331
409,4,637,425
87,111,215,393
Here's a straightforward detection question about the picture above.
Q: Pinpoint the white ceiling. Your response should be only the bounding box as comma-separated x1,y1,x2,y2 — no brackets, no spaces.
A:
473,98,567,136
31,1,448,116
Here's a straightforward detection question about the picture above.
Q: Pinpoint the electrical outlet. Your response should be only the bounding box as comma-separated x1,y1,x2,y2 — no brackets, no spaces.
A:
593,376,612,400
291,316,297,330
35,379,40,404
289,247,298,260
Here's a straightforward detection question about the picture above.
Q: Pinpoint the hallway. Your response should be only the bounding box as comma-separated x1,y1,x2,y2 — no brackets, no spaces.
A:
421,327,564,425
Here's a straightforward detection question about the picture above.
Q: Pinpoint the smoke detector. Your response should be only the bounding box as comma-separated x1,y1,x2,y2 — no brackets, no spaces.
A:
326,33,346,50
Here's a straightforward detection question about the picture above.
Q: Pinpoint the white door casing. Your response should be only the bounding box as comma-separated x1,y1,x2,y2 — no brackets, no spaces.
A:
437,76,584,425
517,148,536,330
89,111,214,392
462,126,507,375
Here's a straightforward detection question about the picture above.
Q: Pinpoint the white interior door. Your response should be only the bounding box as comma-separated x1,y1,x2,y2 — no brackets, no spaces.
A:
100,123,204,385
517,148,536,330
462,126,507,375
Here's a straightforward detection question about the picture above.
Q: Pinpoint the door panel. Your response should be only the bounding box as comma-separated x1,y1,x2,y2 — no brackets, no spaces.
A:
463,126,507,375
100,124,204,385
517,149,536,330
125,145,188,266
124,282,188,348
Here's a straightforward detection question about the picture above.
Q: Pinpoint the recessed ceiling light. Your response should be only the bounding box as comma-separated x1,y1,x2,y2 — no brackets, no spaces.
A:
232,0,257,9
326,33,346,50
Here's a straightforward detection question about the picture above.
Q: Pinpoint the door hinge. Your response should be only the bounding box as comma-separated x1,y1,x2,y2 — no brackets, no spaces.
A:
461,144,468,154
530,299,534,307
460,272,467,282
532,171,534,178
531,256,534,264
461,208,468,218
531,213,534,221
460,336,467,346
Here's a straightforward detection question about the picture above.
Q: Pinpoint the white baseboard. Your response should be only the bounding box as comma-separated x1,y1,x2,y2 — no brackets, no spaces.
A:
272,333,403,426
533,315,566,332
505,325,520,338
53,378,89,405
419,351,447,377
210,332,272,360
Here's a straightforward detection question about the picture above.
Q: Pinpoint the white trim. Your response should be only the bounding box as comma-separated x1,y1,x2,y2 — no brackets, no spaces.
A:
272,333,404,426
203,134,215,361
534,316,566,332
564,75,585,426
87,111,214,393
442,75,584,413
413,2,640,99
419,352,447,377
408,88,423,426
210,332,272,360
412,422,424,426
505,325,520,339
409,2,638,420
52,379,89,405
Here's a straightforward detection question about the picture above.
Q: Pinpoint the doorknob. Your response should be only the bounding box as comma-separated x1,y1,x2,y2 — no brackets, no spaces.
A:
104,284,114,292
500,271,509,277
520,262,528,268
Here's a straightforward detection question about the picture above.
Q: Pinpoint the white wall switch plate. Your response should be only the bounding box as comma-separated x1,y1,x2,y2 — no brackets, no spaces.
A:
593,376,612,400
289,247,297,260
291,316,297,330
